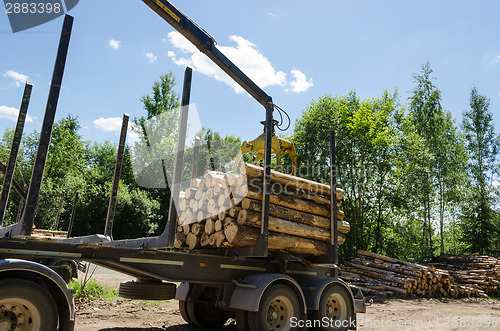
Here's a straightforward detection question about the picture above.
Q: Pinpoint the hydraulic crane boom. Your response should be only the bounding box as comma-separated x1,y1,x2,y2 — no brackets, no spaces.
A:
141,0,272,107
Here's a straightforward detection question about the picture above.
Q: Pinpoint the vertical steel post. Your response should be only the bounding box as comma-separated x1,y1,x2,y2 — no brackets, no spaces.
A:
104,113,129,239
67,192,78,238
330,131,339,274
0,82,32,225
165,67,193,247
257,101,273,256
190,136,200,181
53,189,65,230
20,15,73,236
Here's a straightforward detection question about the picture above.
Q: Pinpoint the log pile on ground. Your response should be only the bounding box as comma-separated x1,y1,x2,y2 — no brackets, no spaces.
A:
340,250,491,298
174,163,349,256
429,254,500,297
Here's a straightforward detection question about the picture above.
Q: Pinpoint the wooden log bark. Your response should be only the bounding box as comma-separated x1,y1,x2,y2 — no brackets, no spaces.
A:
241,163,344,199
245,176,332,206
237,209,346,243
224,222,336,256
241,198,347,230
174,233,186,249
236,182,330,217
200,233,211,247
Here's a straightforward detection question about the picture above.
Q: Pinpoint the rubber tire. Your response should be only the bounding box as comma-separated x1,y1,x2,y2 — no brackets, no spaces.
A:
235,309,250,331
179,300,196,326
248,284,301,331
308,283,354,331
119,280,176,300
0,278,58,330
186,301,232,330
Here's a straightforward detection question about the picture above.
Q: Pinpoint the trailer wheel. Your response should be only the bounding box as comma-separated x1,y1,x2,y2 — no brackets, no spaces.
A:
186,301,231,329
309,283,353,331
235,309,250,331
248,284,301,331
0,278,58,330
179,300,195,326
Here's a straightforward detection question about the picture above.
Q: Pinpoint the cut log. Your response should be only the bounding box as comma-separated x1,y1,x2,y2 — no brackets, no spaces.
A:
236,182,330,217
214,219,222,232
186,233,200,250
241,198,346,229
200,233,211,247
191,223,201,236
185,188,197,199
241,163,344,199
205,219,215,235
228,207,242,218
224,222,337,256
212,230,225,247
174,233,186,249
182,224,190,235
237,209,346,242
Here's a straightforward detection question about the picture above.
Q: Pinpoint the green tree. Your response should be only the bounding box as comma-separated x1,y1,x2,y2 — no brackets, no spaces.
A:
461,86,499,254
293,90,399,260
129,72,181,232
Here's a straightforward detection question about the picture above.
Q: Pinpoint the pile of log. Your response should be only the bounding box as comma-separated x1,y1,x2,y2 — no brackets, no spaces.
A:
340,250,489,298
30,228,68,241
429,254,500,297
174,163,349,256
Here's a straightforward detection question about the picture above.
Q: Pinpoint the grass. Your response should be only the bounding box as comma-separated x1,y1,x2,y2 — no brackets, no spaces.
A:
69,279,118,301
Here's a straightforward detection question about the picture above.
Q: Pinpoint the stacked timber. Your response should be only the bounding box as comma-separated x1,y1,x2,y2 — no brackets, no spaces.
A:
174,163,350,256
340,250,488,298
429,254,500,296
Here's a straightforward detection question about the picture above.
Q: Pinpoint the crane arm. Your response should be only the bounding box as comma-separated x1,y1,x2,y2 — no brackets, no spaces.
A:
141,0,272,107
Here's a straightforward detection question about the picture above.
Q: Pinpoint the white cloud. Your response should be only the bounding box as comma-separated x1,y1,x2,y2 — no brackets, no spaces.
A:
3,70,29,87
286,69,314,93
0,105,33,122
267,12,277,17
168,31,198,54
93,117,140,141
108,39,121,50
93,117,123,132
167,32,295,94
146,52,157,63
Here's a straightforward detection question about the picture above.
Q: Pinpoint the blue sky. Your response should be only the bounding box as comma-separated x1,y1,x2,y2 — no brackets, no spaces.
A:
1,0,499,145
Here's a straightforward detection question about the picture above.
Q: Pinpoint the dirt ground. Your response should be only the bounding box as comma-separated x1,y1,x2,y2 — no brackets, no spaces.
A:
74,265,500,331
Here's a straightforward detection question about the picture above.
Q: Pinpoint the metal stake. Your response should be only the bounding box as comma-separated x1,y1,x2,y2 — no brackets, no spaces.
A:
20,15,74,236
256,101,273,256
165,66,192,247
191,136,200,181
104,113,129,239
67,192,78,238
0,82,32,226
330,131,339,275
53,190,66,230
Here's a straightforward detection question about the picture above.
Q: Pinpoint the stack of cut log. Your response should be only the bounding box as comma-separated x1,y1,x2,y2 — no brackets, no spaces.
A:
340,250,489,298
429,254,500,297
174,163,349,256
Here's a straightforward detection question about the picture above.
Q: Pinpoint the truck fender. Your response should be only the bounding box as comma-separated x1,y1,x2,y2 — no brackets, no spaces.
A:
228,273,306,314
175,282,190,301
0,259,75,331
299,276,355,312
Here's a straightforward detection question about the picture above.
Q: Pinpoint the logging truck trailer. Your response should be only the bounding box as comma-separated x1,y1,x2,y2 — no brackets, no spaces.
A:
0,0,366,330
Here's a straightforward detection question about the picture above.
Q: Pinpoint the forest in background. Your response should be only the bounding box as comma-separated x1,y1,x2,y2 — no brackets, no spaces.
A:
1,63,499,262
